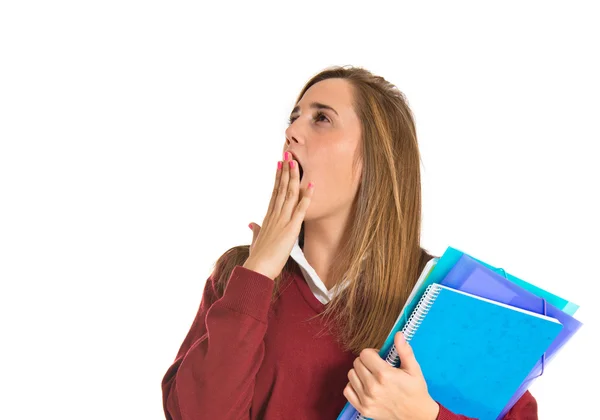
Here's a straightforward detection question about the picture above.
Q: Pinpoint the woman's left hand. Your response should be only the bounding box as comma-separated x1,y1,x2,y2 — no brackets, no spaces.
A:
344,331,440,420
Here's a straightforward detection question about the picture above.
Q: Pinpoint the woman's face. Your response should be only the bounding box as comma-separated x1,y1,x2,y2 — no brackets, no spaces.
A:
284,78,363,221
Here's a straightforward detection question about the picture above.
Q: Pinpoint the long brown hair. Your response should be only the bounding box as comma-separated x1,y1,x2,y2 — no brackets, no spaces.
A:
211,65,433,355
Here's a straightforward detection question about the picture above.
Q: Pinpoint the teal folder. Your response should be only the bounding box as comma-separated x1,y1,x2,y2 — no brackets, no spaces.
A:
400,284,563,420
428,247,579,315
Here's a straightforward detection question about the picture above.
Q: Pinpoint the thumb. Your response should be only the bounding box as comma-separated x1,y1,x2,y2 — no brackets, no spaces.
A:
248,223,261,245
394,332,421,376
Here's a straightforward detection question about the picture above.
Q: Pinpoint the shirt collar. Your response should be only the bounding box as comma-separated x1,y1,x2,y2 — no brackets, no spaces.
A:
289,237,437,307
289,236,350,304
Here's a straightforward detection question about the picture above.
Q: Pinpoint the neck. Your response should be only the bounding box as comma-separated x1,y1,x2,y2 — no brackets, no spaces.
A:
302,209,352,290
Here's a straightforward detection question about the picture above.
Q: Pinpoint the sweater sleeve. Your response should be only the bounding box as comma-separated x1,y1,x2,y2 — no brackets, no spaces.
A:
161,265,275,420
436,390,538,420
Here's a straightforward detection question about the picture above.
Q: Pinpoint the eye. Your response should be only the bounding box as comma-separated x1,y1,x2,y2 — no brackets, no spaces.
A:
287,111,331,126
315,111,330,123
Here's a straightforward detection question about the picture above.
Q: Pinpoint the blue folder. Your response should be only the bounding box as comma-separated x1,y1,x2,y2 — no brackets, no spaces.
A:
440,254,583,417
339,284,563,420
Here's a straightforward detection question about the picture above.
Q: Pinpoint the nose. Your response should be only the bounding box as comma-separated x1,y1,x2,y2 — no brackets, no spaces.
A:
285,123,303,147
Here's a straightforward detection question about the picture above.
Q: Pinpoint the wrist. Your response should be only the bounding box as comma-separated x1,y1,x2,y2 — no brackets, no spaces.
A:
242,259,274,280
423,397,440,420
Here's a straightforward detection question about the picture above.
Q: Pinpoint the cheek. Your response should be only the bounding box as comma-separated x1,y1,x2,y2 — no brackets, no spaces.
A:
303,167,358,219
336,160,360,192
304,152,360,203
319,163,358,201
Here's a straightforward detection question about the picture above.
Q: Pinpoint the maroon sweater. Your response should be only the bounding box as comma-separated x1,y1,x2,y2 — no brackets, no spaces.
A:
161,261,538,419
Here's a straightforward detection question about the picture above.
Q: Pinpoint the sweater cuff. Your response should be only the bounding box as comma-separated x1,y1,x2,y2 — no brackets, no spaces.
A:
436,402,470,420
218,265,275,322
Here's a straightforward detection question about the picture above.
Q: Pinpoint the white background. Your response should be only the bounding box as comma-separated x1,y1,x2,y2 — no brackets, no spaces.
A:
1,1,598,419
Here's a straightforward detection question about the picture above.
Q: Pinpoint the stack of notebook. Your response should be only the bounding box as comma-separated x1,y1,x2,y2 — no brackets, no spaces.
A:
337,246,583,420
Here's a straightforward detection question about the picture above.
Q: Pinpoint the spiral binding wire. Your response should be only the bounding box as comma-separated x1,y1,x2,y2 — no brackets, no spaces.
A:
354,284,442,420
386,284,442,366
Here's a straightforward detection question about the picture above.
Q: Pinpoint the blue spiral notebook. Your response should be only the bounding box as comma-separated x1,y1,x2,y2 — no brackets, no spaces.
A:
337,283,563,420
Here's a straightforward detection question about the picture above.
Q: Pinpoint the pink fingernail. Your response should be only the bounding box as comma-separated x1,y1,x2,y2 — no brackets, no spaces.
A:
285,152,291,161
277,161,282,170
289,161,295,169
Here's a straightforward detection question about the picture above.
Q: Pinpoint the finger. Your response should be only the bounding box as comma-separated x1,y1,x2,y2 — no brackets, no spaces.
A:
266,160,283,218
394,331,422,376
343,383,364,413
347,368,365,399
280,159,300,220
359,348,391,378
289,181,314,226
272,153,291,217
352,357,373,394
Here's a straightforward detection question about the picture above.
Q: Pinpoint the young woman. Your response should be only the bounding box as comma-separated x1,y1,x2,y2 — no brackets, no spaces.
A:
161,66,538,419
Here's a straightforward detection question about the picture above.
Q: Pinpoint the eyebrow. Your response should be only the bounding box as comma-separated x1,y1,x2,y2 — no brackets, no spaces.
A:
290,102,339,117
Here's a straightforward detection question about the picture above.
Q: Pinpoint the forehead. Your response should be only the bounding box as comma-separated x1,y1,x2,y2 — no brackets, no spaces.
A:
297,78,356,117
